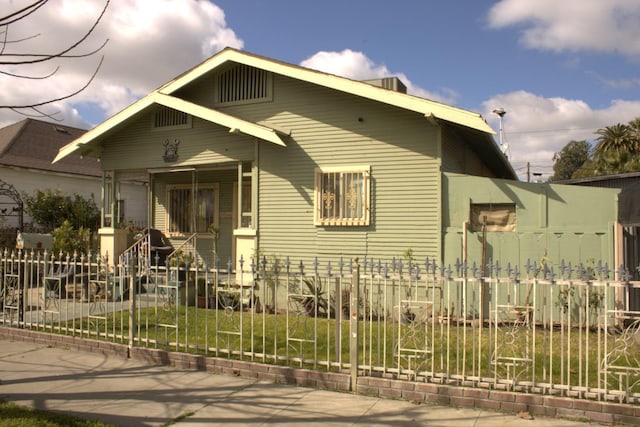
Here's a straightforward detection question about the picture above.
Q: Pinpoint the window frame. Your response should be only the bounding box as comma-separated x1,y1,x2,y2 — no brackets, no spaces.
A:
469,202,516,232
165,183,219,236
314,165,371,227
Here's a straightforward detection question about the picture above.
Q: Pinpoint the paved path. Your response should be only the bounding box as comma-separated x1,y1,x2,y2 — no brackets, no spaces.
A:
0,339,598,426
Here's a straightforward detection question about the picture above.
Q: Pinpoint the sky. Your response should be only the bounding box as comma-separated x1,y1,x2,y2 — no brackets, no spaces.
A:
2,0,640,181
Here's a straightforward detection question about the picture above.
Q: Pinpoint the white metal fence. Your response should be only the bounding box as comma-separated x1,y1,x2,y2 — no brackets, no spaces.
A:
2,249,640,404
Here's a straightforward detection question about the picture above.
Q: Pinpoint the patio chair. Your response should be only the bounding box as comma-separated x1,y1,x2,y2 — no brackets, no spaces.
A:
147,228,172,266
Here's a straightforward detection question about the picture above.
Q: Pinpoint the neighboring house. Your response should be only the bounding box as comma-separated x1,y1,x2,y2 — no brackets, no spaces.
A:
53,48,621,272
0,118,147,235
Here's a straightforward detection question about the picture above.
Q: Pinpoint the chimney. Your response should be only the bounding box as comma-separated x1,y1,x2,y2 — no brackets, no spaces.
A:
363,77,407,93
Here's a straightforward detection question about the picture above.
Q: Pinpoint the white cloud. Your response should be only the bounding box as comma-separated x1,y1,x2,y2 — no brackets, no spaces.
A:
0,0,243,128
482,91,640,180
300,49,458,105
487,0,640,58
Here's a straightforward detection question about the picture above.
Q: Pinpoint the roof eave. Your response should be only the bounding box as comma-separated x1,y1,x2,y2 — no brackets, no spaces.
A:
162,48,495,135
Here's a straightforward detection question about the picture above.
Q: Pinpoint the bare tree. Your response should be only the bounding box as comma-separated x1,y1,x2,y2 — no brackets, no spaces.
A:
0,0,109,118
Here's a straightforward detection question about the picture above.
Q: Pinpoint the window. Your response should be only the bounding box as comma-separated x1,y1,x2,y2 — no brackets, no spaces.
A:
166,184,218,234
214,64,272,106
315,166,370,226
153,107,191,130
470,203,516,232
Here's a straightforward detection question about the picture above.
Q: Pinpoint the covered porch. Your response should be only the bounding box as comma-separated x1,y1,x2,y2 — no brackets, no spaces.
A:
98,160,257,273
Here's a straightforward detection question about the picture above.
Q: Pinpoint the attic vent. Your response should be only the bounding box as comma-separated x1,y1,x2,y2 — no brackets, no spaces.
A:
153,107,191,129
215,64,272,105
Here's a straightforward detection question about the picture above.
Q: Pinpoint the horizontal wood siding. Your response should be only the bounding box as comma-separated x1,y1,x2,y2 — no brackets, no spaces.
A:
221,75,442,263
101,114,254,171
441,125,491,176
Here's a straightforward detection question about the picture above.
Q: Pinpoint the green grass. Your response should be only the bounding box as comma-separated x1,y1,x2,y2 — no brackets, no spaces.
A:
47,305,640,393
0,400,116,427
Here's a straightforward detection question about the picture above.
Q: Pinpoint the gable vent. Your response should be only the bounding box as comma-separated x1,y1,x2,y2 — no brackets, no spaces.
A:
215,64,272,105
154,107,190,129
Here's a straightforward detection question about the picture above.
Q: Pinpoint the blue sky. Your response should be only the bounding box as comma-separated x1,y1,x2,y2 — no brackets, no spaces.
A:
2,0,640,180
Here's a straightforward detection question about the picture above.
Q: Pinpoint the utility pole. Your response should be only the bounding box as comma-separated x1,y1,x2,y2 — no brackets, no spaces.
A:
527,162,530,182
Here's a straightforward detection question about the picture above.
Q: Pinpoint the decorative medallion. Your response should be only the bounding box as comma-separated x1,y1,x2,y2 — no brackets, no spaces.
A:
163,138,180,162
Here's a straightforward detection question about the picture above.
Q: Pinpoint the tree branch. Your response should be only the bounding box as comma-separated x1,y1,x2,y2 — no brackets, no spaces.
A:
0,0,48,27
0,55,104,109
0,0,110,65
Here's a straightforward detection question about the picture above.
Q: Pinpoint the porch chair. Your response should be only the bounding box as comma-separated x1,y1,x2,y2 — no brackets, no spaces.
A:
147,228,172,266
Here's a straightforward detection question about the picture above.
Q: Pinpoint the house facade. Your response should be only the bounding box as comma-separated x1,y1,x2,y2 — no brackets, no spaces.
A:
54,49,621,272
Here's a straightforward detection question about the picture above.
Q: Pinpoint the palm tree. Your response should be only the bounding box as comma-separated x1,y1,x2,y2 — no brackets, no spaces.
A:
628,117,640,147
593,123,637,158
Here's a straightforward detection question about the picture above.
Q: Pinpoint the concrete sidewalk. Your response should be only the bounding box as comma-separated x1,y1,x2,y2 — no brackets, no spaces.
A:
0,339,598,427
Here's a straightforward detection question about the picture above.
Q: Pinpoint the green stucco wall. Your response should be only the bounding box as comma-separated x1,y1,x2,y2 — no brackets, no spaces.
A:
443,172,620,271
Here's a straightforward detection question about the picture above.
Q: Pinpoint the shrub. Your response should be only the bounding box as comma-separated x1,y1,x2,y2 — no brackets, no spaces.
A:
23,189,99,232
51,220,91,256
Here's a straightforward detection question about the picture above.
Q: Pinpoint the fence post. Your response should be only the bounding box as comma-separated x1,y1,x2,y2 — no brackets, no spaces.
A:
349,259,360,391
128,255,136,355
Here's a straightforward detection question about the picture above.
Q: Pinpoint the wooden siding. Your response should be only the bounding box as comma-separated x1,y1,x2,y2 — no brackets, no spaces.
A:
100,113,254,171
220,75,443,263
441,125,494,177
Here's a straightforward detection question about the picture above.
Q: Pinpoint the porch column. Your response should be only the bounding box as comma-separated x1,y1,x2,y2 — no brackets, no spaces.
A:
98,170,127,265
234,229,257,272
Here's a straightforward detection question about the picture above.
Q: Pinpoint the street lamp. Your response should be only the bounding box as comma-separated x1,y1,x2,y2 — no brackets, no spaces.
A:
492,108,506,148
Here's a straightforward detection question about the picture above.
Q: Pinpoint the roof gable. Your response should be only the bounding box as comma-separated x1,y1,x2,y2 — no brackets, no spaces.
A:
54,48,514,179
162,48,494,134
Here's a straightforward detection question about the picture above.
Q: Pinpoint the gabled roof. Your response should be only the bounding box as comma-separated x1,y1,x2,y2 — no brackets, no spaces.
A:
54,92,286,162
160,48,495,134
55,48,513,177
0,118,99,177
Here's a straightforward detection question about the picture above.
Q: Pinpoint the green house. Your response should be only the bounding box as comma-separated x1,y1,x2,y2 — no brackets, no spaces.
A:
55,48,620,272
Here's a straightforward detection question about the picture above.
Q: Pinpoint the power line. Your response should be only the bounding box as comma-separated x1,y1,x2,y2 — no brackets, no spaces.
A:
506,126,606,135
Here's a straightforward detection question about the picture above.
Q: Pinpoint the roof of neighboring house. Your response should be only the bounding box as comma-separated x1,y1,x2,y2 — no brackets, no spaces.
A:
555,171,640,189
0,118,100,177
54,48,515,178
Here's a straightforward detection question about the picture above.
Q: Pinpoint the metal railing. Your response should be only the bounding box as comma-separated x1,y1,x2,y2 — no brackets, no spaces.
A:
1,249,640,404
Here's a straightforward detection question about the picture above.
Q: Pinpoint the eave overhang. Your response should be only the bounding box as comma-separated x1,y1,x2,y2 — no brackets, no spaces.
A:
161,48,496,135
54,92,286,163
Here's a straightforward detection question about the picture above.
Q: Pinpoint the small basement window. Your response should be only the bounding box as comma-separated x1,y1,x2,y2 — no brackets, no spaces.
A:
315,166,370,226
470,203,516,232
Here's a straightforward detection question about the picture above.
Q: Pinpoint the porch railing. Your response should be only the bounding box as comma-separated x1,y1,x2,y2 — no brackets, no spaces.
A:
1,248,639,404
